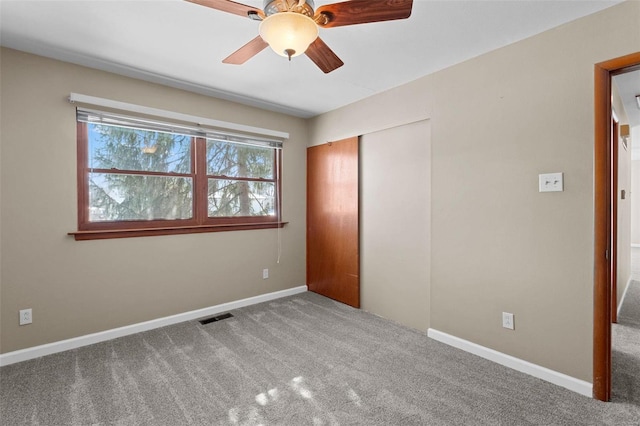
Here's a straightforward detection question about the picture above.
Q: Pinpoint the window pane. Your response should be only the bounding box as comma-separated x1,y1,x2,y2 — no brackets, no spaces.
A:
88,124,191,174
206,140,274,179
89,173,193,221
208,179,275,217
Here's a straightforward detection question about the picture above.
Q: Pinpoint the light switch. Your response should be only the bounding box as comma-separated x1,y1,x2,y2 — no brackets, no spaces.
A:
539,173,563,192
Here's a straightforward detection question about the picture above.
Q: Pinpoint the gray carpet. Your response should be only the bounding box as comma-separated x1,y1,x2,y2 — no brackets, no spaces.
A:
2,292,640,425
613,280,640,407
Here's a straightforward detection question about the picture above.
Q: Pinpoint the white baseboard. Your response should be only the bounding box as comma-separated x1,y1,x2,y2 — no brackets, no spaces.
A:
427,328,592,398
0,285,307,367
618,277,634,318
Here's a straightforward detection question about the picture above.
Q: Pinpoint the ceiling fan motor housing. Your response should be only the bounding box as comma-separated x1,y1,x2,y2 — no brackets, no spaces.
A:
263,0,315,17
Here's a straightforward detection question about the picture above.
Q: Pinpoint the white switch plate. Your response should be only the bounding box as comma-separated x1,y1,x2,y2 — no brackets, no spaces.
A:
262,269,269,279
539,172,563,192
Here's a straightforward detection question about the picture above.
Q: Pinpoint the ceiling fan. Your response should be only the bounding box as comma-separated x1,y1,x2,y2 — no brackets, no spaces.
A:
186,0,414,73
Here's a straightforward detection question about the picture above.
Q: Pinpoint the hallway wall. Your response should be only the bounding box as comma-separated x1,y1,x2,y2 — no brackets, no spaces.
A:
631,126,640,246
613,80,632,307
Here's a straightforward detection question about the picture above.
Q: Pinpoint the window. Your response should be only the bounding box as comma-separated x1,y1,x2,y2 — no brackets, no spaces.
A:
73,109,283,240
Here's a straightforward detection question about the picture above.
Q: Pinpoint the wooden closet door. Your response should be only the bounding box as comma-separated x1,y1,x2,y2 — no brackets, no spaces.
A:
307,137,359,308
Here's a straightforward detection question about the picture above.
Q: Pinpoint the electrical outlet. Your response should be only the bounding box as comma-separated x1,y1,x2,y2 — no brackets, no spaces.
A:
502,312,514,330
262,268,269,279
19,308,32,326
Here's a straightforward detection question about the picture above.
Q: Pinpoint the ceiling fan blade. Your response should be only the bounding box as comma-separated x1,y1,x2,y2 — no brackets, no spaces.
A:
305,38,344,74
223,36,269,64
185,0,263,19
315,0,413,28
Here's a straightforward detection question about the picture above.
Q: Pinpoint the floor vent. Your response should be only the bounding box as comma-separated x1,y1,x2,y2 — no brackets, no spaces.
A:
199,313,234,325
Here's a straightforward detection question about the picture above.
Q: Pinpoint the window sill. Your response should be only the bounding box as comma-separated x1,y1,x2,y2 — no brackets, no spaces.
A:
68,222,288,241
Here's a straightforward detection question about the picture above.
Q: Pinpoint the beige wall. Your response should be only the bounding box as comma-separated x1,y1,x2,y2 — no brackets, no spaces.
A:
2,1,639,387
0,48,307,354
309,1,640,381
360,120,430,331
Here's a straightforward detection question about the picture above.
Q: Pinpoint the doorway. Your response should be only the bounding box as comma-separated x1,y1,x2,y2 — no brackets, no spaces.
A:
593,52,640,402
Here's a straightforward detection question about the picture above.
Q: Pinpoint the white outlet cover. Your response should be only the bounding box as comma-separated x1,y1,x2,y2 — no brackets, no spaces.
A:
539,172,563,192
502,312,514,330
19,308,32,325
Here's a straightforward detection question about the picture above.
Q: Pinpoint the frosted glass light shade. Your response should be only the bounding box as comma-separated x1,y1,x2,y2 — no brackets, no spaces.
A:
259,12,319,59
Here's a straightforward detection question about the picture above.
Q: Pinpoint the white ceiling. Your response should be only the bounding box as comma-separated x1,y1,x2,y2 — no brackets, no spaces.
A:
0,0,627,118
613,70,640,128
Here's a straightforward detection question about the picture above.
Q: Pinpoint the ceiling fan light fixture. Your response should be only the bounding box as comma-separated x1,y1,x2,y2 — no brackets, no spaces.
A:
259,12,318,60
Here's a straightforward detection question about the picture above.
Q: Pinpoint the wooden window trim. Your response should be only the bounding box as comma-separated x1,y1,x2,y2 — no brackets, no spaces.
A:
68,222,288,241
73,121,284,241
